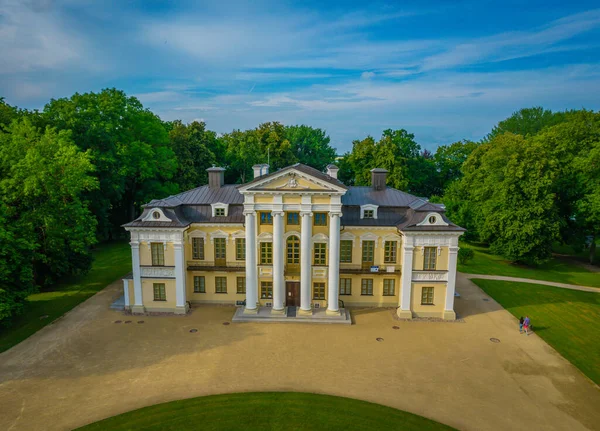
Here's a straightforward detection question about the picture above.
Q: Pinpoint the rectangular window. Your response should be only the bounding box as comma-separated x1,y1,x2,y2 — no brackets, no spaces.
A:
313,212,327,226
383,279,395,296
261,281,273,299
361,279,373,296
192,237,205,260
260,212,273,225
151,243,164,266
340,240,353,263
193,276,205,293
339,278,352,295
260,242,272,264
215,277,227,293
362,241,374,266
214,238,226,266
313,282,325,300
363,209,374,219
215,208,225,216
424,247,437,270
287,235,300,264
236,277,246,294
314,243,327,265
422,287,434,305
384,241,397,264
153,283,166,301
287,212,299,225
236,238,246,261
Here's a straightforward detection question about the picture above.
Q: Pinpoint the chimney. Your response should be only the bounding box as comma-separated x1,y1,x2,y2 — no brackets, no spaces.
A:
252,164,269,179
326,164,339,179
371,168,388,191
206,166,225,188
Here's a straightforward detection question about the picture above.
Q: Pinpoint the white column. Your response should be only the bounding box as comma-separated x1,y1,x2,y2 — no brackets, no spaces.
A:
327,212,341,314
272,211,285,313
444,244,459,320
122,279,130,308
299,211,313,314
398,240,413,319
130,241,145,314
174,242,188,314
244,211,258,313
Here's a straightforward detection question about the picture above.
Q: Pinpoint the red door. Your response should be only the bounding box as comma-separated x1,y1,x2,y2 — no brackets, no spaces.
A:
286,282,300,306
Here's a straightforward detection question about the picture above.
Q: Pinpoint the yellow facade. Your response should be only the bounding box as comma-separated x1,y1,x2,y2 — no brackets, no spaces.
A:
124,164,462,321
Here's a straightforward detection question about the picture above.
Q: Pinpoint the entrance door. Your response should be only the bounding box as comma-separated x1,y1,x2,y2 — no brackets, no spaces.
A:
286,282,300,306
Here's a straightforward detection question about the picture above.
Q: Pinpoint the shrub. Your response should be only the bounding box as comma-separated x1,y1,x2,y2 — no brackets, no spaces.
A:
458,247,475,265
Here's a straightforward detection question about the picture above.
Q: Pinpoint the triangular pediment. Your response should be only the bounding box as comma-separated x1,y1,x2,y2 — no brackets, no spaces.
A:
238,167,346,193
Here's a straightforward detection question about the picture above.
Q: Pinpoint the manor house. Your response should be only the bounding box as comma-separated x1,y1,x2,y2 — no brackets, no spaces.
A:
123,163,464,320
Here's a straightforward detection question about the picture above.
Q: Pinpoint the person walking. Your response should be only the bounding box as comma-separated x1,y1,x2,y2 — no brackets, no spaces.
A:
523,316,531,336
519,316,524,333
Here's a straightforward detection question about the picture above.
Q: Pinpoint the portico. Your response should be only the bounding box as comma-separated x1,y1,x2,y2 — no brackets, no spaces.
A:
238,165,347,316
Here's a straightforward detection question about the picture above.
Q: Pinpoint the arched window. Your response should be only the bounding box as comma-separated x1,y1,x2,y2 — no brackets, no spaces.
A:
287,236,300,264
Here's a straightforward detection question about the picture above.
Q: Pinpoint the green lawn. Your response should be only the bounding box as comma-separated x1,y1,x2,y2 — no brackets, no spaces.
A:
458,242,600,287
76,392,456,431
472,279,600,385
0,241,130,353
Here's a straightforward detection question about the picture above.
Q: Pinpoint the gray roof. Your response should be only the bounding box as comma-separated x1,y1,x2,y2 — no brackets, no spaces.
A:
123,163,463,232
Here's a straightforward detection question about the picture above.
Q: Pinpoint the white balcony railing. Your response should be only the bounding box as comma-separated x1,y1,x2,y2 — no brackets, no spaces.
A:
412,271,448,282
141,266,175,278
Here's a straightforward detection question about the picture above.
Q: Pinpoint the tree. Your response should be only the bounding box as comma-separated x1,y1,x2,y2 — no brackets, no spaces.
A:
485,107,568,141
455,133,560,264
0,119,98,324
285,125,336,171
0,97,19,128
458,247,474,265
42,89,178,238
434,140,478,192
168,120,217,191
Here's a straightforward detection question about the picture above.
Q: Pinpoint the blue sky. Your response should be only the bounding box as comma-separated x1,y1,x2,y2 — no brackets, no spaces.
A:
1,0,600,152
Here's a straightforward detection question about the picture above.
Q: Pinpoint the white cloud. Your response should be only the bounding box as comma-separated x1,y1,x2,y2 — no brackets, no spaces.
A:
0,0,86,74
361,71,375,80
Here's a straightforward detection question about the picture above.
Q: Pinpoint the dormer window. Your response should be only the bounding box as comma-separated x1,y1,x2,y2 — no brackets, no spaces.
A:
211,203,229,217
360,204,379,220
429,215,437,224
152,211,160,219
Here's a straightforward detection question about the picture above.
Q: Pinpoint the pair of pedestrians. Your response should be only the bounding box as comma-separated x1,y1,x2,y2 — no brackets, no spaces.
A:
519,316,531,335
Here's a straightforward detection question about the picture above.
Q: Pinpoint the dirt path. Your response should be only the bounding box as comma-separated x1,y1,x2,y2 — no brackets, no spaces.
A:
1,276,599,431
462,273,599,292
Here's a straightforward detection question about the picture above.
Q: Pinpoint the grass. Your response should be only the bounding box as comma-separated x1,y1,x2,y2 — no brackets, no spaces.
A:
75,392,456,431
457,242,600,287
0,241,130,353
472,279,600,385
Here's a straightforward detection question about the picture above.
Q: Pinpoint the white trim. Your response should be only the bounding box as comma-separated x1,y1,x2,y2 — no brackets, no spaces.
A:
211,203,229,217
231,230,246,239
312,233,329,244
360,204,379,220
187,230,207,244
284,230,301,240
416,212,449,227
209,229,229,244
257,232,274,243
141,208,172,223
340,231,356,247
238,167,347,194
359,232,379,248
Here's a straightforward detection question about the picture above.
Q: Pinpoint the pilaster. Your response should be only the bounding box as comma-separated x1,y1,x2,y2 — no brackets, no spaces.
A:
130,240,145,314
327,212,341,315
244,210,259,314
398,237,414,319
174,242,188,315
444,238,460,320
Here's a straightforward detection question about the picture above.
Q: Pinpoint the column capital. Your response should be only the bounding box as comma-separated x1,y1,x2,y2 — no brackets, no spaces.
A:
271,211,285,217
130,241,140,248
329,211,342,218
449,246,459,253
300,211,313,217
403,245,415,252
243,210,256,216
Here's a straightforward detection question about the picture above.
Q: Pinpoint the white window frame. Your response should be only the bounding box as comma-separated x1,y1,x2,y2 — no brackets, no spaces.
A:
211,203,229,217
360,204,379,220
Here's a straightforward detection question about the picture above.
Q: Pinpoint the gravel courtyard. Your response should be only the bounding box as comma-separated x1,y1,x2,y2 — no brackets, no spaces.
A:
1,274,599,431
